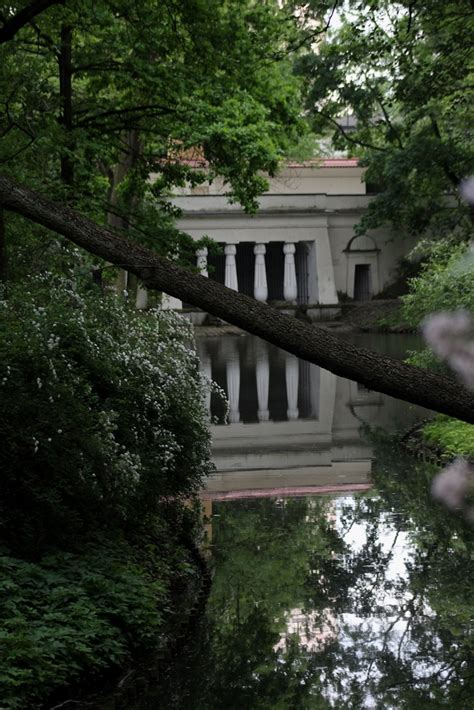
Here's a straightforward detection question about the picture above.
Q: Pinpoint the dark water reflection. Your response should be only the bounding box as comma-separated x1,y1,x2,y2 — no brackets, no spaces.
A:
140,335,474,709
147,446,474,709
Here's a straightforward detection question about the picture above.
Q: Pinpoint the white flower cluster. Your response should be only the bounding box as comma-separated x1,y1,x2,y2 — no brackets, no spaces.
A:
1,273,214,511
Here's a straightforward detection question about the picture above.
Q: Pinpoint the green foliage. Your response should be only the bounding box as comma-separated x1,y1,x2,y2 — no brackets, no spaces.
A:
400,242,474,327
0,0,303,245
0,542,168,710
398,242,474,368
423,416,474,459
0,272,213,554
295,0,474,237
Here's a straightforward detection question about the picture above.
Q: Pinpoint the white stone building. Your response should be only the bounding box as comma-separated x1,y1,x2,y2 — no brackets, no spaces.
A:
167,159,415,320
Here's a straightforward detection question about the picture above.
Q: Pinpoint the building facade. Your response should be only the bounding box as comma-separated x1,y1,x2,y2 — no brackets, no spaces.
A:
166,159,414,320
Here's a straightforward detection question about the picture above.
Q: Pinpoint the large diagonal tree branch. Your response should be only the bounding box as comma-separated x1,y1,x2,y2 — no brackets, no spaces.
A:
0,0,64,44
1,173,473,423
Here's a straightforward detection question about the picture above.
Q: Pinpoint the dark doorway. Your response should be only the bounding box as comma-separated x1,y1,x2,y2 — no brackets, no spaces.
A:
354,264,372,301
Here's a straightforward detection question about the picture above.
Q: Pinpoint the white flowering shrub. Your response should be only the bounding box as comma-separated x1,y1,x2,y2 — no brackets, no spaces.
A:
0,275,213,553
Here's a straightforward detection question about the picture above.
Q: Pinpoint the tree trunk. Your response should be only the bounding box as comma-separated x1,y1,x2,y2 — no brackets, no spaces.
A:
1,173,473,423
104,130,141,295
0,207,7,284
58,24,74,188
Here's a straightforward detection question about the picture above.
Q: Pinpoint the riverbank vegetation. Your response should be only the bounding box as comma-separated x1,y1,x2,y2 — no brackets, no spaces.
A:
397,243,474,459
0,1,304,705
1,0,473,705
0,271,212,708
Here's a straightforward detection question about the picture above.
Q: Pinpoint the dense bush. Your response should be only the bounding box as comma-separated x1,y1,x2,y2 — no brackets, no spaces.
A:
0,274,213,555
423,417,474,460
397,242,474,371
0,542,170,710
400,242,474,328
397,242,474,458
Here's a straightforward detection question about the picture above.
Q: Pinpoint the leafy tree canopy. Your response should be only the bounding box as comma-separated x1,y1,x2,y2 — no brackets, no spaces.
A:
0,0,304,273
294,0,474,237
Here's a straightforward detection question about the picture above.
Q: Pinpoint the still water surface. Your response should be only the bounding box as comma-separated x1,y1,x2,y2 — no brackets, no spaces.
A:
148,334,474,708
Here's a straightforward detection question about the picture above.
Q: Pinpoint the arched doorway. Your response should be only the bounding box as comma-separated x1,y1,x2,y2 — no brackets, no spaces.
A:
344,235,380,300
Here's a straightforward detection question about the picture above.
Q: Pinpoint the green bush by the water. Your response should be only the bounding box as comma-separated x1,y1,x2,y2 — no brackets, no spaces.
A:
0,274,212,555
423,417,474,459
0,275,212,707
399,242,474,370
0,543,168,710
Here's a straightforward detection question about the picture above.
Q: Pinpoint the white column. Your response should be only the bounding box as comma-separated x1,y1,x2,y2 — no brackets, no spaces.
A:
316,229,338,304
256,345,270,421
135,283,148,309
225,244,238,291
283,243,297,302
226,350,240,423
161,293,183,310
285,354,299,420
196,246,208,277
253,243,268,302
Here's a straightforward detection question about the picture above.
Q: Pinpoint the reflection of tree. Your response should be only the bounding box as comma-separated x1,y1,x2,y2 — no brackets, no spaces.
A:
200,498,339,709
308,436,474,709
150,446,473,708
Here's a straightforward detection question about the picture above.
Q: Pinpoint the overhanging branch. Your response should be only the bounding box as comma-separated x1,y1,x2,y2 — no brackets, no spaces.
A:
0,173,473,423
0,0,64,44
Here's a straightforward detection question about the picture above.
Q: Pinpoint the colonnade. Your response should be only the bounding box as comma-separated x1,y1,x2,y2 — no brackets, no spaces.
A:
196,242,299,302
200,345,300,424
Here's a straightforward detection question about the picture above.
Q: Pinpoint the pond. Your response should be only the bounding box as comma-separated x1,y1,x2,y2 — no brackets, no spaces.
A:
140,334,474,709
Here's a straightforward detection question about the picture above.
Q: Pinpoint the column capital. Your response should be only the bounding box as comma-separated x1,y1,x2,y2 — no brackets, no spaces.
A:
196,246,208,257
254,243,266,255
224,244,237,255
283,242,296,255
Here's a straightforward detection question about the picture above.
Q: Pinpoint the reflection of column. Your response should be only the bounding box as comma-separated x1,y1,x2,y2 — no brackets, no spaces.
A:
253,243,268,302
319,368,336,432
285,354,299,420
203,498,213,543
200,353,212,417
196,247,208,277
225,244,238,291
283,243,297,302
226,349,240,423
256,346,270,421
135,283,148,309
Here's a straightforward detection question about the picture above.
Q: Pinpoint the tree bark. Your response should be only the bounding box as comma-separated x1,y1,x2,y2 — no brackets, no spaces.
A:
58,24,74,187
1,173,473,423
0,207,7,284
104,129,141,294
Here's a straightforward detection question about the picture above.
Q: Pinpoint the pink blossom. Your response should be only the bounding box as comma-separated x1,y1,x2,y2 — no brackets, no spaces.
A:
422,311,474,388
431,459,471,511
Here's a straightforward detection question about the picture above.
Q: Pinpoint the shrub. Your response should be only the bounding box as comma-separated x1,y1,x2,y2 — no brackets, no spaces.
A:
423,417,474,460
0,274,213,555
0,542,168,710
399,242,474,369
400,242,474,328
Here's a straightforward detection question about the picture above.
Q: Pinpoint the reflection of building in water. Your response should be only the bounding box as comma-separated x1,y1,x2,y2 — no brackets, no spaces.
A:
197,336,425,498
274,608,338,653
